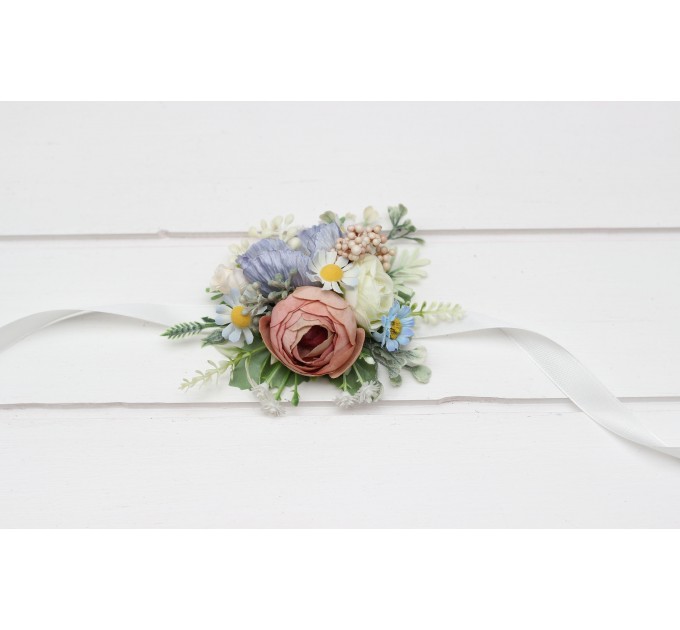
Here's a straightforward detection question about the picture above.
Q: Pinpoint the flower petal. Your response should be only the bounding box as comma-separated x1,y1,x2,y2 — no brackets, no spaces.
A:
243,328,254,344
228,326,242,343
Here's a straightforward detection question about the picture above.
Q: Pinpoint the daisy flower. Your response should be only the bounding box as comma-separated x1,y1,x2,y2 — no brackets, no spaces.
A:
372,301,416,352
308,250,359,293
215,288,260,344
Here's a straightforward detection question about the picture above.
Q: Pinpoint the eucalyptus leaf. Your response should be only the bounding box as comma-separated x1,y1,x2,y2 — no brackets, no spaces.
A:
388,204,408,226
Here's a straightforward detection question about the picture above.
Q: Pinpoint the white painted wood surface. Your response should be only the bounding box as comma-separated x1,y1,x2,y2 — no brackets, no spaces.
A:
1,103,679,527
2,102,679,234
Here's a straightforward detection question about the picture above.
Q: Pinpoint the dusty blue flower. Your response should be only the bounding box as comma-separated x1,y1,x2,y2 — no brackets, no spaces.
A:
237,238,312,295
372,301,416,352
297,222,342,256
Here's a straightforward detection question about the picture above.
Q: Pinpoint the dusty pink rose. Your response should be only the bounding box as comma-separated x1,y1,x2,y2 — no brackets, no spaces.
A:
259,286,365,378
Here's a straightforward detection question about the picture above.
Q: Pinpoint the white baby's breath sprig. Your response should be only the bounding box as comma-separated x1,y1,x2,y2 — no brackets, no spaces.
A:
334,391,355,409
358,380,383,403
251,383,285,416
334,380,383,408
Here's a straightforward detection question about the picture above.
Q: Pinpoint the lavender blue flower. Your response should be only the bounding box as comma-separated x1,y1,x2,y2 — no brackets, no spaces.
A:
238,223,343,297
297,222,342,256
237,238,313,295
372,301,416,352
237,238,290,264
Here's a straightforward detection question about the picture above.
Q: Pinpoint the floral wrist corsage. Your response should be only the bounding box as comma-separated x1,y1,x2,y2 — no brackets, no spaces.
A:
164,205,462,414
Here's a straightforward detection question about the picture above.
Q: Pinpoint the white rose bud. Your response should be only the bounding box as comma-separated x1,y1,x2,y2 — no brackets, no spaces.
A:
210,265,248,293
343,254,394,330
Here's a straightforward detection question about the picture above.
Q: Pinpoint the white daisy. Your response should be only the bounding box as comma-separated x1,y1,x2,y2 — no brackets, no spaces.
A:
308,250,359,293
215,288,259,344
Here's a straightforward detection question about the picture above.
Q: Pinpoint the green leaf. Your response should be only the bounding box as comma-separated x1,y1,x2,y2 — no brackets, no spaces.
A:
365,340,405,379
386,204,425,245
224,339,308,402
406,364,431,384
319,211,339,224
328,352,378,394
291,374,301,406
201,328,227,346
395,287,415,303
400,345,428,366
261,360,309,400
388,204,408,227
228,341,271,389
364,338,431,387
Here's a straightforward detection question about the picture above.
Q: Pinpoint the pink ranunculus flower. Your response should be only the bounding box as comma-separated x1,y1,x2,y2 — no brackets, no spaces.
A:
259,286,365,378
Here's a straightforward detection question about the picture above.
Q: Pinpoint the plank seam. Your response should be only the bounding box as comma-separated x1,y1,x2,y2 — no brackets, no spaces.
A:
2,395,680,410
1,226,680,242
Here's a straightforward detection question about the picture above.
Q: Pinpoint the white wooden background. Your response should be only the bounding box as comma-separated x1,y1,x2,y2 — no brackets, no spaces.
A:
1,102,679,527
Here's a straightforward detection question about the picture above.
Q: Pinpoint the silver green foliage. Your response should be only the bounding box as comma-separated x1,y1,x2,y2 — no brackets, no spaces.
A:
364,338,431,386
387,204,424,244
389,247,430,301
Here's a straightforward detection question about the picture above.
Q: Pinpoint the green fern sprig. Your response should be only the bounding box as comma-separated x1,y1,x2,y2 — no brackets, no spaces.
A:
410,301,464,323
179,360,231,390
162,319,216,339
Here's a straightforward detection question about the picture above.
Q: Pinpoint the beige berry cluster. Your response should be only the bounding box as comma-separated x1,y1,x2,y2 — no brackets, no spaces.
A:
335,224,396,271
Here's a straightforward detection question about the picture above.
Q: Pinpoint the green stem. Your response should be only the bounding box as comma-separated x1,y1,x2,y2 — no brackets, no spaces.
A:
265,362,283,385
275,372,291,400
232,344,267,367
243,345,267,359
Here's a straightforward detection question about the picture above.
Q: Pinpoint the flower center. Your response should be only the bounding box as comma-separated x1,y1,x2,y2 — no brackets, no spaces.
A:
319,263,343,282
389,318,402,339
298,325,329,358
230,305,252,328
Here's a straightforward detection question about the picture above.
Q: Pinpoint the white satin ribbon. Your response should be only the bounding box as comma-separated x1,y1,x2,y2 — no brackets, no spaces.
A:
0,304,676,459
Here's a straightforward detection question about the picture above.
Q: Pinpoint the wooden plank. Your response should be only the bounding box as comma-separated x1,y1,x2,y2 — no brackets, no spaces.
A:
0,233,678,402
2,403,679,527
1,102,679,235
